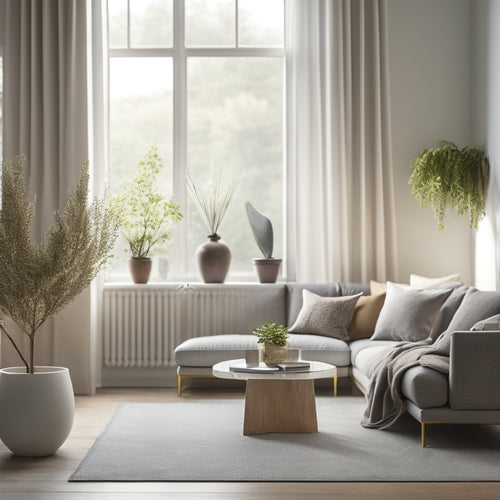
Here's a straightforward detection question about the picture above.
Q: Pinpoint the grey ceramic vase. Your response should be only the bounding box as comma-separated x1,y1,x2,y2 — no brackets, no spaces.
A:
129,257,152,284
196,234,231,283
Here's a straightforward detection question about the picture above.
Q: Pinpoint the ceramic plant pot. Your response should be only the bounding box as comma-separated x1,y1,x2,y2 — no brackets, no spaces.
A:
196,234,231,283
0,366,75,456
129,257,152,284
253,258,282,283
263,343,289,364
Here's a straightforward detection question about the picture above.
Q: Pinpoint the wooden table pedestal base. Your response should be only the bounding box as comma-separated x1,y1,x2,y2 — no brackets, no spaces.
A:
243,379,318,435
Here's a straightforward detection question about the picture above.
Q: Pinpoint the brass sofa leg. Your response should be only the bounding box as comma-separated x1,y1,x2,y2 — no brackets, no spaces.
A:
333,375,338,397
421,422,425,447
177,375,182,397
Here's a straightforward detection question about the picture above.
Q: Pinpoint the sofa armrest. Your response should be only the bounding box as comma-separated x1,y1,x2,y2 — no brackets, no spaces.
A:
449,330,500,410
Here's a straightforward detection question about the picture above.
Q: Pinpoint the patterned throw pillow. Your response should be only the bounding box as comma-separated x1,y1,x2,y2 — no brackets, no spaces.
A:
288,289,362,342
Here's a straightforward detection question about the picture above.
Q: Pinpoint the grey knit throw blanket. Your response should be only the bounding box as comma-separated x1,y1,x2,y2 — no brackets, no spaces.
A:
361,331,452,429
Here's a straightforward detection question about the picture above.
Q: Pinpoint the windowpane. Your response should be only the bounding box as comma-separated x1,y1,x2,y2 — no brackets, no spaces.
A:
108,0,128,48
108,58,174,281
130,0,173,47
187,57,283,278
185,0,235,47
0,57,3,161
239,0,284,47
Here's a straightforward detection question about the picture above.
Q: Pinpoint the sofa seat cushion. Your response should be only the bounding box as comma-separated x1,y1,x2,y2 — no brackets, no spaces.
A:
352,343,449,409
286,333,350,366
174,333,351,368
401,366,448,408
174,335,258,367
349,339,399,365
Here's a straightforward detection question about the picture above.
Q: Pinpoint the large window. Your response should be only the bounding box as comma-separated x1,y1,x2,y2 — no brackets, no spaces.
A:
107,0,284,282
0,56,3,162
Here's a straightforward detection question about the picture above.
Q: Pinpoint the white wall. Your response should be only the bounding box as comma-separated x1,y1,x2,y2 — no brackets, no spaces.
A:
387,0,474,285
472,0,500,291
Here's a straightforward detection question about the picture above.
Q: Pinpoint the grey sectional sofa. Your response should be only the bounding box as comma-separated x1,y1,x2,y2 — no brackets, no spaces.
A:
174,282,500,445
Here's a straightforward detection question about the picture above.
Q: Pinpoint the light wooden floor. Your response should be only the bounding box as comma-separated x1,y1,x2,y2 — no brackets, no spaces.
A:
1,387,499,500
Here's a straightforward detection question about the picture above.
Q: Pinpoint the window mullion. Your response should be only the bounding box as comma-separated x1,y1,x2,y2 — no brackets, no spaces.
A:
172,0,187,279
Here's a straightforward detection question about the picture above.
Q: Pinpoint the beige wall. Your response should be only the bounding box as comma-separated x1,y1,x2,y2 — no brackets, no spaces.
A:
387,0,474,285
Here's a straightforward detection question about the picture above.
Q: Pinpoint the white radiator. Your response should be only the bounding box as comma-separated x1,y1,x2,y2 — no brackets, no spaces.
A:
102,285,266,368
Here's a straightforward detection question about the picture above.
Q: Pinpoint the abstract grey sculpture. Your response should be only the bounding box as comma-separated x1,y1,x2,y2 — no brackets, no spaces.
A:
245,202,282,283
245,201,273,258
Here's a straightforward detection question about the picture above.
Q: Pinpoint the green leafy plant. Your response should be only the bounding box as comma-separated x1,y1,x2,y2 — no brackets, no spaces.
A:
110,146,183,258
409,140,489,230
186,166,239,237
252,322,288,347
0,155,120,373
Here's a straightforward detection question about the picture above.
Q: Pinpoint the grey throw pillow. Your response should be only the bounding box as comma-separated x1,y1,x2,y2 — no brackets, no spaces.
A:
288,289,362,341
371,282,453,342
444,288,500,334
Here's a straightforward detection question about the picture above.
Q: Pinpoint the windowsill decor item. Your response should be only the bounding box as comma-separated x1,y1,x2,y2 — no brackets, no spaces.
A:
110,146,183,284
409,140,489,230
253,321,289,364
187,166,239,283
245,201,282,283
0,155,120,456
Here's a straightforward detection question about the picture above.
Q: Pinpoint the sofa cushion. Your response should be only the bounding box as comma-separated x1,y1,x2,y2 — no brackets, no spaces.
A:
409,273,460,289
349,339,400,365
429,285,469,340
351,343,448,408
338,282,370,297
287,333,351,366
348,292,386,341
174,333,352,368
371,282,452,342
443,287,500,334
286,283,340,326
288,289,362,341
352,344,394,374
174,335,258,367
401,366,448,408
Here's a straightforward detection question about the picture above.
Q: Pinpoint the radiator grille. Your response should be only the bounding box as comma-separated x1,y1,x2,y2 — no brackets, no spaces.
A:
103,286,251,367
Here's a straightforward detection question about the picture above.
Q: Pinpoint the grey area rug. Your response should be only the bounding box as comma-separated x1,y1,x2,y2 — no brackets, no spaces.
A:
70,397,500,482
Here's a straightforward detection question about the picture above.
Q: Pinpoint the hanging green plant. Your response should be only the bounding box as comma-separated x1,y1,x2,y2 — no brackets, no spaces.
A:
409,140,489,230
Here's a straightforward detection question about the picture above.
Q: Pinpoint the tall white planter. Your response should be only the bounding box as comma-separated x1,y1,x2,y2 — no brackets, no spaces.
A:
0,366,75,456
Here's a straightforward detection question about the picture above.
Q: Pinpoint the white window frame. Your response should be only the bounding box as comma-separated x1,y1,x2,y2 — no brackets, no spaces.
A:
107,0,285,282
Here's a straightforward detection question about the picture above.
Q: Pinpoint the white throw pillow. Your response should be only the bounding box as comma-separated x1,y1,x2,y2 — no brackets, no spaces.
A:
409,273,461,289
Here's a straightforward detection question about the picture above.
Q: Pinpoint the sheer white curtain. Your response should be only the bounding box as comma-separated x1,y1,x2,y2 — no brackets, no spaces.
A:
285,0,397,284
1,0,106,394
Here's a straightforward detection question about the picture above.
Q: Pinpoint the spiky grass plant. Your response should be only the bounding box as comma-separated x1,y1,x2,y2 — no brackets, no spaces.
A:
409,141,489,230
110,146,183,258
0,155,120,373
186,166,239,238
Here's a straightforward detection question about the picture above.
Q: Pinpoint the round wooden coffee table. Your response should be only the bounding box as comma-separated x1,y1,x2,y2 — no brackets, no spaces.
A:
213,359,337,435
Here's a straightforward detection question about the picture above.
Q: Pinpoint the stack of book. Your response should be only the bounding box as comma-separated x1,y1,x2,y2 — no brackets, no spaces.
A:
229,361,310,374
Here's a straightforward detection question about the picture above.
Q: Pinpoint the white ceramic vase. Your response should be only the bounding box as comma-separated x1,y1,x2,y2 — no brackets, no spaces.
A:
0,366,75,456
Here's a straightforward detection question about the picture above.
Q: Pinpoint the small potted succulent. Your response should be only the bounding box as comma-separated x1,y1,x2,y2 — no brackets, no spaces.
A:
245,202,282,283
110,146,183,283
253,321,288,364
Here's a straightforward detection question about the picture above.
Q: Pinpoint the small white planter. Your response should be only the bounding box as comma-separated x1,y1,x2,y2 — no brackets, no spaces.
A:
0,366,75,456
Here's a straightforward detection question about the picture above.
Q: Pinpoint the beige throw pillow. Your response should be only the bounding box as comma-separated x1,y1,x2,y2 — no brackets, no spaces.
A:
348,292,386,341
288,289,362,342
